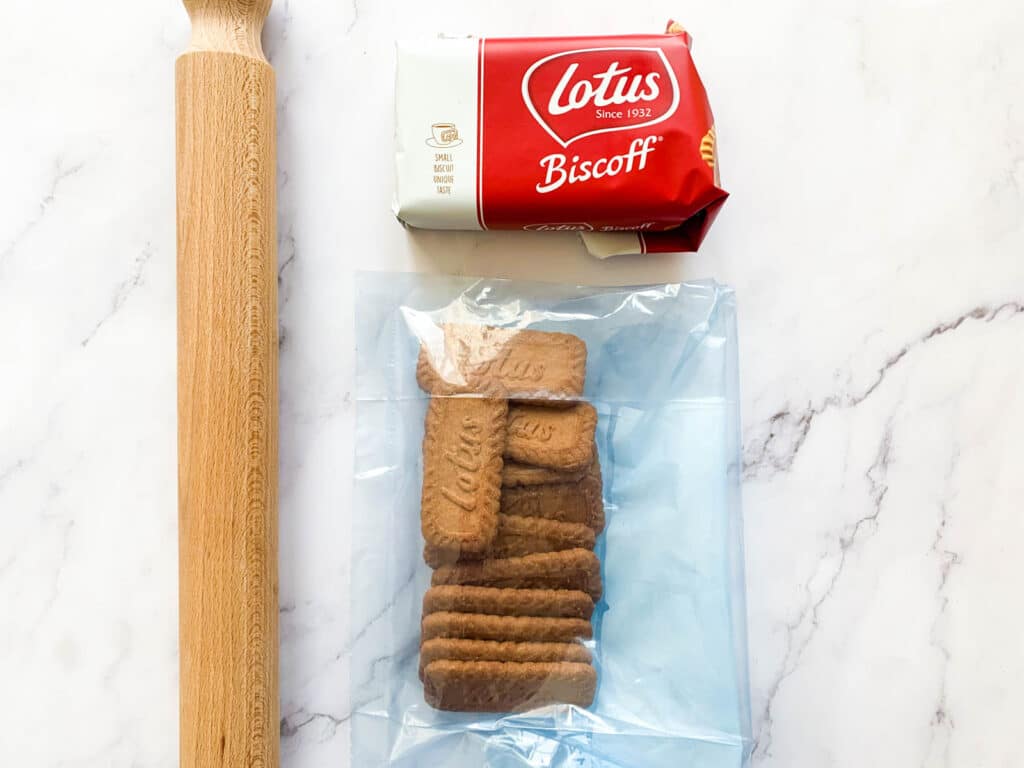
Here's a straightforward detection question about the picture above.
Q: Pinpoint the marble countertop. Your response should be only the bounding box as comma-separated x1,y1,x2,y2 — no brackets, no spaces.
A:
2,1,1022,766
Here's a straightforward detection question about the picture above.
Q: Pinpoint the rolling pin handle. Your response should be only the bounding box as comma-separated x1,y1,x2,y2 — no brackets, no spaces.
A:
183,0,273,59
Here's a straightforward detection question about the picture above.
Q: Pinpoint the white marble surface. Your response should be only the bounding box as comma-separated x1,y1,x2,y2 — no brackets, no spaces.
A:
1,1,1022,766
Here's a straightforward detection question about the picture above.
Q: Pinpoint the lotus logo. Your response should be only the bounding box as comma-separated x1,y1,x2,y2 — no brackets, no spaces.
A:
522,222,594,232
521,47,680,147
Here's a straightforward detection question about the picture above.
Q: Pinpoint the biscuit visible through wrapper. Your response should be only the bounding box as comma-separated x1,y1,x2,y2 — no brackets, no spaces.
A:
502,459,590,487
421,611,593,643
500,470,604,533
505,403,597,471
419,638,591,679
420,397,507,556
422,586,594,620
423,660,597,711
431,549,602,600
417,324,586,404
424,514,597,567
488,515,595,558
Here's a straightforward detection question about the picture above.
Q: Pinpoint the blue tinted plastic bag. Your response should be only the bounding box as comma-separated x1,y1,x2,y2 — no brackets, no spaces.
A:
352,274,752,767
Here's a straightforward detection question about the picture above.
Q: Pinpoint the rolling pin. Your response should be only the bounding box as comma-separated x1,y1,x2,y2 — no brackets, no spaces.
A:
176,1,278,766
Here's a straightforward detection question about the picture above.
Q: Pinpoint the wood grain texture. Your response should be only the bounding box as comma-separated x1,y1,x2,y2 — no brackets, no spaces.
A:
184,0,272,58
176,2,278,766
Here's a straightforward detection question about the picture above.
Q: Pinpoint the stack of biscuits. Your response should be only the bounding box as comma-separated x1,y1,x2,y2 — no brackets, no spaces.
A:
416,324,603,712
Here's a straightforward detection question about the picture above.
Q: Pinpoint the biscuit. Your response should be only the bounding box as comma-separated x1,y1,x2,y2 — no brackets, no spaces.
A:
488,515,595,559
422,660,597,711
420,396,507,556
500,472,604,533
419,638,591,679
417,324,586,403
502,459,589,487
431,549,602,600
424,514,597,566
586,452,603,490
505,403,597,471
422,586,594,620
421,612,593,643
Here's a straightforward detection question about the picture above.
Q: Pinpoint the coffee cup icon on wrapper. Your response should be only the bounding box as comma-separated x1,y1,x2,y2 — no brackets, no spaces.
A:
426,122,462,148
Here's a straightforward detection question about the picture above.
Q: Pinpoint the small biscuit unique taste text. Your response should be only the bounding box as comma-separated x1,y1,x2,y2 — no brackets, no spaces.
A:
505,403,597,471
420,397,507,556
421,611,593,643
422,585,595,620
431,549,602,600
422,660,597,712
418,638,591,679
417,324,587,403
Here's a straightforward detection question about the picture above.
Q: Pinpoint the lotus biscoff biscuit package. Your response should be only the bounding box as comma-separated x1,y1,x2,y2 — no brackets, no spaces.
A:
394,23,727,257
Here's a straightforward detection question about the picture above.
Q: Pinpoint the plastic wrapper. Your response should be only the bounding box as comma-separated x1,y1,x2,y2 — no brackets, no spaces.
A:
352,273,752,767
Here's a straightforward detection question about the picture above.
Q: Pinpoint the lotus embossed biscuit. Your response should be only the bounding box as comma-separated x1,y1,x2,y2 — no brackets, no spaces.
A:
505,403,597,470
395,23,727,256
420,397,507,558
417,324,587,402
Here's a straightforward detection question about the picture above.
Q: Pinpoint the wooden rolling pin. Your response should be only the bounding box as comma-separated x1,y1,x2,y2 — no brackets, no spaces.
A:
176,1,278,766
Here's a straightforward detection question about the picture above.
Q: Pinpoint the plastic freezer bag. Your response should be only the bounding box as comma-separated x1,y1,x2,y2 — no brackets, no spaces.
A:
351,273,752,767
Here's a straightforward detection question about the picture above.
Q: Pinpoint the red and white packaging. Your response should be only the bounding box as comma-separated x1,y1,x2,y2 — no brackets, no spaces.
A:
394,24,727,257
